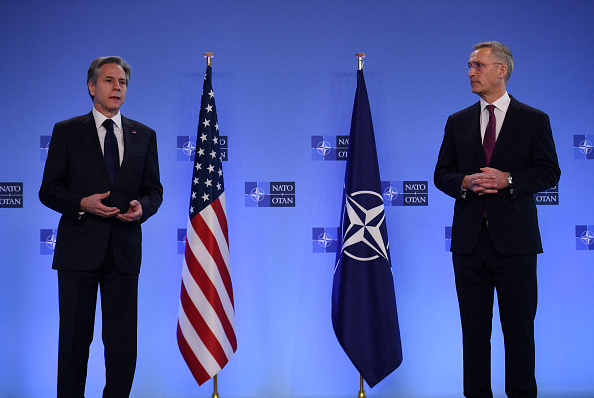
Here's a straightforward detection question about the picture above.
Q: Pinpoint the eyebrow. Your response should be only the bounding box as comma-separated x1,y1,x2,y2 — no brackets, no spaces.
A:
103,74,127,82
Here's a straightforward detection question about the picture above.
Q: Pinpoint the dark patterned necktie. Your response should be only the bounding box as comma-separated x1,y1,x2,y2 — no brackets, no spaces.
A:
103,119,119,184
483,104,496,166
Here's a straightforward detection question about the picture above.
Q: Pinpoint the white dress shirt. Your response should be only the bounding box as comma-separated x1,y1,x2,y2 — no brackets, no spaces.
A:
92,107,124,165
480,91,510,143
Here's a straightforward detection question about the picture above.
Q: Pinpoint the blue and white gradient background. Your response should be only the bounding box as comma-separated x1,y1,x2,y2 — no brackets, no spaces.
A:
1,1,593,397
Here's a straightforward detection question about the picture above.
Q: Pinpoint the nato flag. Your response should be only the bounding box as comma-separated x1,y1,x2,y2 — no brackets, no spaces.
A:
332,68,403,388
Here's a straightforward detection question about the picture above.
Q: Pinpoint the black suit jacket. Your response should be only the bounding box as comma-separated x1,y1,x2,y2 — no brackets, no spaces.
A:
39,111,163,274
434,96,560,256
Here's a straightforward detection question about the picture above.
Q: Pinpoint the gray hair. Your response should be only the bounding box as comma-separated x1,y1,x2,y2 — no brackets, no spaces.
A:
87,56,131,100
473,41,513,83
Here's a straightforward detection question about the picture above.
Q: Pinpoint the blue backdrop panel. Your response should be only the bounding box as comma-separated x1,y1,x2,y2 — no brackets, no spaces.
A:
1,1,593,397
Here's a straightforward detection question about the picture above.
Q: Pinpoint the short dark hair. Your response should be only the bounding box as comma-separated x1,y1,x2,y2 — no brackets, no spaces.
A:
473,41,513,83
87,56,131,100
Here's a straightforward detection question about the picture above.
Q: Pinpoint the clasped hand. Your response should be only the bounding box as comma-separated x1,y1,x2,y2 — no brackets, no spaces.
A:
462,167,509,195
80,191,143,222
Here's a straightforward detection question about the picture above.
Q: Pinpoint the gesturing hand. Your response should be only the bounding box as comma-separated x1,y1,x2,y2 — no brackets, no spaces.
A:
80,191,120,218
117,200,143,223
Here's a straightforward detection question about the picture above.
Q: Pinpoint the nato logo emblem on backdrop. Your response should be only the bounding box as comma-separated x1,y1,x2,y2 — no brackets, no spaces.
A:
177,136,196,161
576,225,594,250
382,181,429,206
40,136,51,161
312,227,339,253
0,183,23,208
245,182,296,207
178,135,228,161
535,185,559,205
40,229,57,255
311,135,349,161
574,135,593,159
177,229,187,254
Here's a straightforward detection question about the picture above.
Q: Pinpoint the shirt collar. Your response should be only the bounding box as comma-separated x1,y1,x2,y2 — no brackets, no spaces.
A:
92,107,122,130
480,91,510,113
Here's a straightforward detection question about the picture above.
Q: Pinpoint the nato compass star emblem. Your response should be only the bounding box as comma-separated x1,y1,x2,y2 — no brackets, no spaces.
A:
250,186,266,203
182,140,196,157
317,232,333,248
45,233,57,251
581,229,594,246
579,138,593,156
316,140,332,156
383,184,399,202
340,190,390,262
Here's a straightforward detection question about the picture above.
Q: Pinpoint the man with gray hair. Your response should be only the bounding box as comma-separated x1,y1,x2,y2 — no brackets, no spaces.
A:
434,42,560,397
40,56,163,397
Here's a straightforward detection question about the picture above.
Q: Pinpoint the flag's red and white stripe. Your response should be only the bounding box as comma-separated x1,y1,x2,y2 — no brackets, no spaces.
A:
178,194,236,385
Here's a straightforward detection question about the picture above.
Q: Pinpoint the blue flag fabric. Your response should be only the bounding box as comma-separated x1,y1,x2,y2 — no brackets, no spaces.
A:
332,69,403,388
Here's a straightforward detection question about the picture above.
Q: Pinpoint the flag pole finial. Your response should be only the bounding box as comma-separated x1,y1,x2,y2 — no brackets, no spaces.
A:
356,53,366,70
204,52,214,67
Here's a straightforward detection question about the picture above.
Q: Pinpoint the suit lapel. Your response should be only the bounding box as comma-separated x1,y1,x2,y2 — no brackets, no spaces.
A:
80,112,103,158
466,102,485,166
80,112,112,184
81,111,121,186
118,115,139,184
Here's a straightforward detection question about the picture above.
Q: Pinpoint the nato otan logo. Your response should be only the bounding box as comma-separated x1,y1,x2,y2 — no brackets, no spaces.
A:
245,182,296,207
576,225,594,250
40,136,51,161
178,136,228,161
311,135,349,161
535,185,559,205
40,229,57,255
177,229,187,254
382,181,429,206
312,227,339,253
574,135,594,159
0,183,23,208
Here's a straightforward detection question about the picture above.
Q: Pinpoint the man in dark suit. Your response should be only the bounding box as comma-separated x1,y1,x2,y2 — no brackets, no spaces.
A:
434,42,560,398
39,56,163,398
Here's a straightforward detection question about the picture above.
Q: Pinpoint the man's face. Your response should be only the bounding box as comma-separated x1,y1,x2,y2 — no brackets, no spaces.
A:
468,47,506,100
88,63,127,117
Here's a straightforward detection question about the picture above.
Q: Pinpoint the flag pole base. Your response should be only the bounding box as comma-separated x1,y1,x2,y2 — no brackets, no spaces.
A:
357,374,366,398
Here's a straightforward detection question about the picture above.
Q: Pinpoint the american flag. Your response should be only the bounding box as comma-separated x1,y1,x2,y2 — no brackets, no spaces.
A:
177,63,236,386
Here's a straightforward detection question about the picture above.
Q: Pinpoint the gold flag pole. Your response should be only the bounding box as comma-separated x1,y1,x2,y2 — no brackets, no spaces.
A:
356,52,366,71
204,52,214,66
358,374,367,398
212,374,220,398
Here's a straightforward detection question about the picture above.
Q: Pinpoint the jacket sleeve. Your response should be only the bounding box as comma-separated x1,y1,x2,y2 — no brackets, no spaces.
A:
509,111,561,199
39,123,85,222
137,128,163,223
434,115,468,200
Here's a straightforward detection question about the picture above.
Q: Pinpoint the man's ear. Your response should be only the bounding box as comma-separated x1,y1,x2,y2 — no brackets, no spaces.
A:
499,64,508,80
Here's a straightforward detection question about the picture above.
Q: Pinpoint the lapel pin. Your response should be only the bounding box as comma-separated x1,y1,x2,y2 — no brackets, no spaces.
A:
132,131,137,134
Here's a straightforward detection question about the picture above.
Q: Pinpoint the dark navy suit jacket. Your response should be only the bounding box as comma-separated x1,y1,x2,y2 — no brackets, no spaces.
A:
39,111,163,274
434,96,560,256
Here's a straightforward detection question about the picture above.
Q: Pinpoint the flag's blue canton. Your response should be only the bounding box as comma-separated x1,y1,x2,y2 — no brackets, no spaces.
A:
189,65,225,217
332,69,403,388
